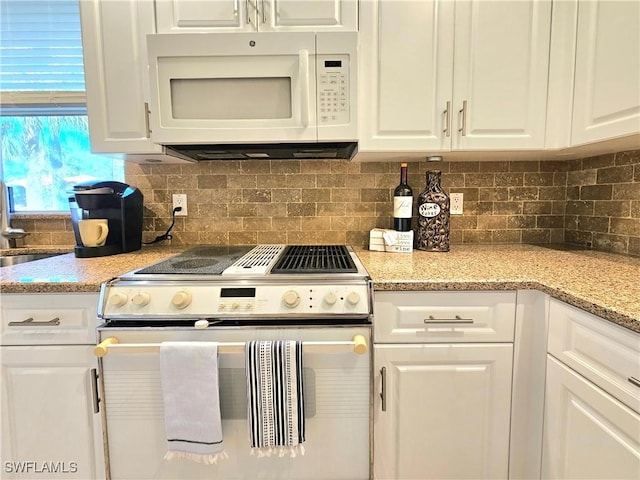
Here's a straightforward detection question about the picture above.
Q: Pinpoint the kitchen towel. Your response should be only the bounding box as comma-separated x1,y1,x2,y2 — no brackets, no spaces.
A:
245,340,305,457
159,341,228,464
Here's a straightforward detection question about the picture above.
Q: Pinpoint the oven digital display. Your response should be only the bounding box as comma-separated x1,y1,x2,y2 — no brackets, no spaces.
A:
220,287,256,298
324,60,342,68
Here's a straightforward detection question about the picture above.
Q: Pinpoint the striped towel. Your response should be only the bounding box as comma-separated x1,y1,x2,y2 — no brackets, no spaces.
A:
159,342,228,464
245,341,305,457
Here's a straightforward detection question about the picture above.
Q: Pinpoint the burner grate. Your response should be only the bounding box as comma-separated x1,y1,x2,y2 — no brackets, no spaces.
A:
271,245,357,274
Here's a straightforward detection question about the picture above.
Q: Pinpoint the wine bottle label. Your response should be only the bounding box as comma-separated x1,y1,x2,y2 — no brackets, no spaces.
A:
394,196,413,218
419,202,441,218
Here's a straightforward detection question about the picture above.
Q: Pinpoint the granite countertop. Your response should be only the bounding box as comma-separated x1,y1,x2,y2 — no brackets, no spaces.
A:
1,244,639,333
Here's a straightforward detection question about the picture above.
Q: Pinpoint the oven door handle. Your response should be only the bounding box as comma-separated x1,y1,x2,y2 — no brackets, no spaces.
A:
94,335,368,357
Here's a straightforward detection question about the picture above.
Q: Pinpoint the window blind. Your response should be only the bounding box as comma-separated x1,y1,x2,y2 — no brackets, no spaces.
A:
0,0,85,92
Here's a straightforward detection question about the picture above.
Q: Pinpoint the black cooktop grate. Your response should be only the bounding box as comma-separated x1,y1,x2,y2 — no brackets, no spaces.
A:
271,245,357,274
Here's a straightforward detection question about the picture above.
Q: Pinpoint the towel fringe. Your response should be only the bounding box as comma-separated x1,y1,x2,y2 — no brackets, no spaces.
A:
249,445,305,458
164,450,228,464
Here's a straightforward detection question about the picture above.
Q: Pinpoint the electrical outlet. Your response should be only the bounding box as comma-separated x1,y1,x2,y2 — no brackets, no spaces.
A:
450,193,463,215
172,194,188,216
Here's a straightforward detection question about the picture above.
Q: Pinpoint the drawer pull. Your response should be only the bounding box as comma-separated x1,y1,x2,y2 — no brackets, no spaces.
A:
629,377,640,388
380,367,387,412
424,315,474,324
90,368,100,414
8,317,60,326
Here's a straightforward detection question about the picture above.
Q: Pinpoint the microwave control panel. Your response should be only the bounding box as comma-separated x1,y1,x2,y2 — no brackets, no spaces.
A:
317,55,350,125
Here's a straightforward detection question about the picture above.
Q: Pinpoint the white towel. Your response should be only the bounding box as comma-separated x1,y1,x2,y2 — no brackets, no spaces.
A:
159,341,228,464
245,340,306,457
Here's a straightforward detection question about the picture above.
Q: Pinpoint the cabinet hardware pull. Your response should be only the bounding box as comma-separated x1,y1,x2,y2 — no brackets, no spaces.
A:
144,102,151,137
629,377,640,388
262,0,267,23
443,100,451,137
299,49,310,127
8,317,60,326
246,0,251,24
458,100,467,136
90,368,100,414
423,315,474,324
380,367,387,412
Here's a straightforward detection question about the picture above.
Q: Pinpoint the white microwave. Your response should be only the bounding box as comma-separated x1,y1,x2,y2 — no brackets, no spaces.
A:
146,32,358,160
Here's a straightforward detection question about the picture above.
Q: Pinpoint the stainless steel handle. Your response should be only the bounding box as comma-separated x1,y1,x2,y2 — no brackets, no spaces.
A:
458,100,467,136
443,100,451,137
90,368,100,414
629,376,640,388
424,315,474,324
8,317,60,326
380,367,387,412
144,102,151,137
299,49,310,127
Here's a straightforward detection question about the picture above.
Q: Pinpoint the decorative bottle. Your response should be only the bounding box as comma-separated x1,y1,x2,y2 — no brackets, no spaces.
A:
416,170,450,252
393,163,413,231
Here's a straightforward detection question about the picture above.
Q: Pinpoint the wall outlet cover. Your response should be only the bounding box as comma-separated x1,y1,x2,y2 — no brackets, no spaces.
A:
450,193,463,215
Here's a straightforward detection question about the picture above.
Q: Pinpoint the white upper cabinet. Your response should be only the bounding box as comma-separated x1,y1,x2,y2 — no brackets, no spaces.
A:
359,0,552,154
155,0,358,33
452,0,551,150
358,0,454,152
571,0,640,145
80,0,160,154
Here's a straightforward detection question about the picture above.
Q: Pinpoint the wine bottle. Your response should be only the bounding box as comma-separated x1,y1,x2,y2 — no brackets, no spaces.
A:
393,163,413,231
416,170,450,252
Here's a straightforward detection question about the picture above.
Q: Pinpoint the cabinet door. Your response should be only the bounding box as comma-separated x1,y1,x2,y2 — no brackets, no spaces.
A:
80,0,163,154
261,0,358,32
542,356,640,480
374,344,513,479
358,0,454,152
452,0,552,150
0,346,104,480
571,0,640,145
155,0,357,33
155,0,255,33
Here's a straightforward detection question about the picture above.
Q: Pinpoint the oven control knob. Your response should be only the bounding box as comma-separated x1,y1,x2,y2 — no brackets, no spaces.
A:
172,291,192,309
323,292,338,306
232,302,240,310
282,290,301,308
132,293,151,306
109,293,128,307
346,292,361,305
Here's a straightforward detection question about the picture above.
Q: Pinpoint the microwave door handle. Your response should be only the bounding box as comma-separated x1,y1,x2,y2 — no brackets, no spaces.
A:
299,49,310,127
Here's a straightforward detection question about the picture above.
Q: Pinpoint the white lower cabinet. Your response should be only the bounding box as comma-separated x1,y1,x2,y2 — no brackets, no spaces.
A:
542,356,640,480
0,294,104,480
374,344,513,479
373,291,516,479
542,299,640,480
0,347,104,480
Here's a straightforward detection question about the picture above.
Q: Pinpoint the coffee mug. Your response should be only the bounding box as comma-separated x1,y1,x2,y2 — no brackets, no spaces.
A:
78,219,109,247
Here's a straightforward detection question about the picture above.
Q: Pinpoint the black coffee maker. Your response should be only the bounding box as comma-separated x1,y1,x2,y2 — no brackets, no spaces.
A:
69,180,143,258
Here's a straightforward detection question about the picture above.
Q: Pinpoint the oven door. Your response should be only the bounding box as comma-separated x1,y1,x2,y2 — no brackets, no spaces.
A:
147,32,317,144
97,326,370,480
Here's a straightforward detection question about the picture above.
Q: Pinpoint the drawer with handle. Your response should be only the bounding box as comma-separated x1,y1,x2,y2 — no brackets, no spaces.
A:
374,291,516,343
1,293,99,345
547,299,640,413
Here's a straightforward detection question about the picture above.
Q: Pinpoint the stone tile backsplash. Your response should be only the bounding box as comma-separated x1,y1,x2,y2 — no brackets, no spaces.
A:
13,149,639,256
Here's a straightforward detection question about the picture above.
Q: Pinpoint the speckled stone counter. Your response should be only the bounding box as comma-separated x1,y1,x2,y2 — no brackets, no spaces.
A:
356,245,640,333
1,244,639,333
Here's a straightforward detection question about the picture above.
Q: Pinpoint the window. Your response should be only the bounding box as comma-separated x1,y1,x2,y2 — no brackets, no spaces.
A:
0,0,124,212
